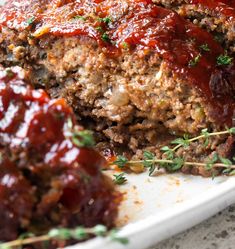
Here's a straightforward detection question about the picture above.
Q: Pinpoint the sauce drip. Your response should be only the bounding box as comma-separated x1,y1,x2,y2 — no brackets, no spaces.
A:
0,0,235,124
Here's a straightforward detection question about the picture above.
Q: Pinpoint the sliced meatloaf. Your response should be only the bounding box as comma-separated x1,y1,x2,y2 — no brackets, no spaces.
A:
0,66,119,243
0,0,234,158
153,0,235,53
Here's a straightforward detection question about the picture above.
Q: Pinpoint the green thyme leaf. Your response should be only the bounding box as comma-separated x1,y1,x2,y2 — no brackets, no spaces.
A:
98,17,112,24
48,228,71,240
206,153,218,170
170,157,184,171
5,69,14,78
228,127,235,134
73,227,88,240
201,128,210,147
161,146,171,152
73,15,86,21
101,32,110,42
26,17,35,25
171,138,190,148
114,155,128,168
93,225,108,237
72,130,95,147
189,54,201,67
200,44,210,52
122,42,129,49
217,53,233,66
143,151,156,176
161,146,174,159
222,168,232,174
96,26,104,33
219,157,232,166
113,173,127,185
143,151,155,160
109,229,129,245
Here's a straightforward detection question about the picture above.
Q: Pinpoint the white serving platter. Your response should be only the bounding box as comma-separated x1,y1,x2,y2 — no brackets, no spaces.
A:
1,1,235,249
67,173,235,249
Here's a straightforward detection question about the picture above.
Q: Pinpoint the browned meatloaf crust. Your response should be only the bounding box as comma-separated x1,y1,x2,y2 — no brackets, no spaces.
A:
0,0,235,173
0,66,119,243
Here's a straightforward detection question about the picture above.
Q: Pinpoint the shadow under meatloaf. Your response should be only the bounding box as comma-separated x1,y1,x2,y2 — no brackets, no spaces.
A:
153,0,235,53
0,0,235,169
0,67,119,244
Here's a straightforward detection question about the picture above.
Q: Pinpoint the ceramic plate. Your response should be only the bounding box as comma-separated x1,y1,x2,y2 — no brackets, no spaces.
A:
67,173,235,249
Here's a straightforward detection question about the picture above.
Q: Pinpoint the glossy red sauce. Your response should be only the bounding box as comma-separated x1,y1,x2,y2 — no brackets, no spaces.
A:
0,67,106,174
0,67,119,241
0,0,235,124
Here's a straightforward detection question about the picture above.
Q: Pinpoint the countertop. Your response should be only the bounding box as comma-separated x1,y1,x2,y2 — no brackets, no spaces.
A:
152,204,235,249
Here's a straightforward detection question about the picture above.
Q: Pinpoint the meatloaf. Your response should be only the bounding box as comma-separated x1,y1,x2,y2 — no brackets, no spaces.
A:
0,0,235,165
0,66,119,244
153,0,235,53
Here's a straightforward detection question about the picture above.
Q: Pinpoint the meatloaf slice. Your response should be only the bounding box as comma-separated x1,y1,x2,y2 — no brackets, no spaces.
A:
153,0,235,53
0,66,119,243
0,0,235,152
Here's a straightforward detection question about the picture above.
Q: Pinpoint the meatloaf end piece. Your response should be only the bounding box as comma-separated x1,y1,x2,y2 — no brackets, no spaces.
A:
0,0,235,152
0,66,119,243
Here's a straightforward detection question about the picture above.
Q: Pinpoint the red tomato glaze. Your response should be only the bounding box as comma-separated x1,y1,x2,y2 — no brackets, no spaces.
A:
0,67,119,242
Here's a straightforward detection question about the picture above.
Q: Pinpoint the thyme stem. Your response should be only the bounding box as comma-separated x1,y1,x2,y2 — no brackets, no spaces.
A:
0,226,128,249
0,235,50,249
172,130,230,152
125,159,235,169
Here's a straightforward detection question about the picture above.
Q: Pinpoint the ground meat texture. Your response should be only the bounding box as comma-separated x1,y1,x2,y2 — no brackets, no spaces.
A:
152,0,235,53
0,1,235,159
0,67,119,243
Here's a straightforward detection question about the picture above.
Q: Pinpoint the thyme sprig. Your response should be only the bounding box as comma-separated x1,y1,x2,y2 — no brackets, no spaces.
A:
112,128,235,176
0,226,128,249
113,173,127,185
170,128,235,153
66,118,95,147
114,156,235,175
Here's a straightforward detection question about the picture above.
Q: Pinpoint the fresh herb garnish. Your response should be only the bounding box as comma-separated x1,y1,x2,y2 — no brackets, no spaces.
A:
171,135,190,148
73,15,86,21
110,128,235,176
200,44,210,52
5,69,14,78
72,130,95,147
205,153,218,171
122,42,129,49
67,118,95,147
217,53,233,66
109,229,129,245
113,173,127,185
26,17,35,25
101,32,110,42
96,26,104,33
0,225,128,249
188,54,201,67
114,155,128,168
98,17,112,25
143,151,156,176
